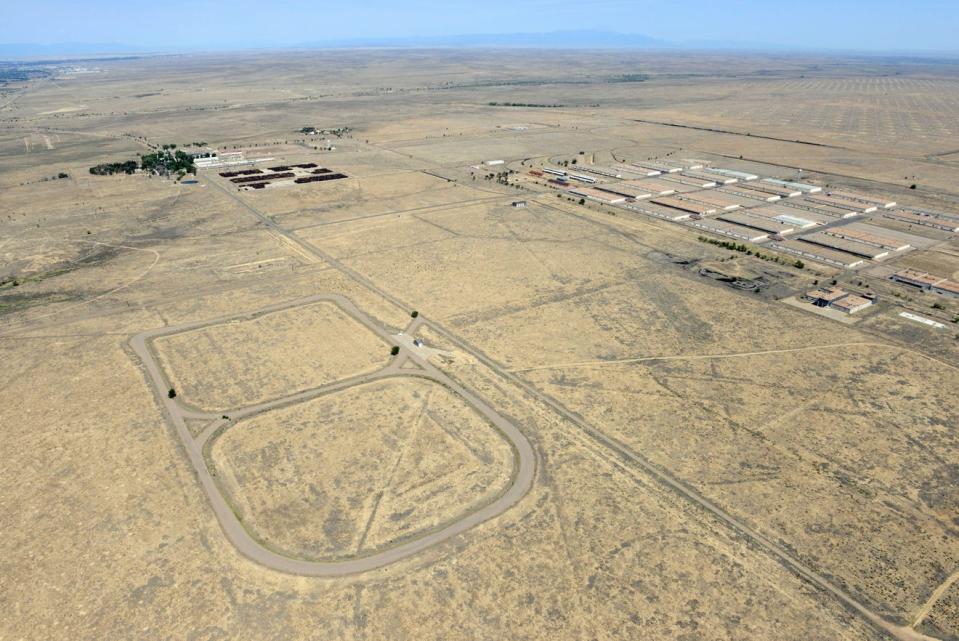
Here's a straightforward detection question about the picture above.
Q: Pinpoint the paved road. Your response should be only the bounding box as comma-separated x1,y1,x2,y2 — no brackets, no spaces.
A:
131,293,535,577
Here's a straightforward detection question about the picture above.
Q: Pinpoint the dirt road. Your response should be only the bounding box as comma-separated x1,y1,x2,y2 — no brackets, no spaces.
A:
130,293,535,577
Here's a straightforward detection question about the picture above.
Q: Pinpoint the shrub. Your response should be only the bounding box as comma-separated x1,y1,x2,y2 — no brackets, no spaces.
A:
390,346,400,356
168,388,177,399
411,310,419,318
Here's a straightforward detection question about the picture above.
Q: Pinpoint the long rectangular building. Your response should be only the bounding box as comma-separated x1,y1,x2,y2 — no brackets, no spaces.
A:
742,182,802,198
569,186,627,204
686,218,769,242
883,209,959,232
662,174,719,189
822,226,911,251
611,163,660,177
762,178,822,193
779,199,859,219
681,170,728,186
632,161,682,174
718,185,780,203
799,232,890,259
805,194,877,214
749,204,827,226
678,191,744,211
652,196,716,216
705,167,759,181
891,269,959,299
773,239,866,268
717,211,796,235
624,201,692,221
825,190,897,209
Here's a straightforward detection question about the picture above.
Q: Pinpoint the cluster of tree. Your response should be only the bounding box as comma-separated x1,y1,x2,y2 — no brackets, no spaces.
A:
697,236,804,268
483,171,512,185
299,126,352,138
90,146,195,177
488,102,565,108
37,172,70,182
140,149,196,175
89,160,139,176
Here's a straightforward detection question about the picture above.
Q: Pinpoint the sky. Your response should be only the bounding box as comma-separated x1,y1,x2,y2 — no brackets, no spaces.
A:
2,0,958,54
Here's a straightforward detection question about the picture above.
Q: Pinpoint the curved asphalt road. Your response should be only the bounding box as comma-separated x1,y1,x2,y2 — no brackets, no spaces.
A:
130,293,535,577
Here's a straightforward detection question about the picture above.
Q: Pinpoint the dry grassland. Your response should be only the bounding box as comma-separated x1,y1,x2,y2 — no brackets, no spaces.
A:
2,50,958,641
154,302,390,410
210,377,514,560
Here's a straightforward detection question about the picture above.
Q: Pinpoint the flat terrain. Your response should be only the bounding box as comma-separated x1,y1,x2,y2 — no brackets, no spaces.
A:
211,377,514,560
154,301,390,410
1,50,957,641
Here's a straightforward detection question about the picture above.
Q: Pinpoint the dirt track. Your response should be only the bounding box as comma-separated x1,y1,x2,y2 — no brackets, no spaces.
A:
130,293,536,577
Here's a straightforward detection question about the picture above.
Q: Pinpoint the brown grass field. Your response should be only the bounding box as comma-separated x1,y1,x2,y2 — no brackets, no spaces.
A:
1,49,958,640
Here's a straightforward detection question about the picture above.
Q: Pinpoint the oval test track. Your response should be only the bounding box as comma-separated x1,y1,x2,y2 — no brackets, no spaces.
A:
130,293,535,577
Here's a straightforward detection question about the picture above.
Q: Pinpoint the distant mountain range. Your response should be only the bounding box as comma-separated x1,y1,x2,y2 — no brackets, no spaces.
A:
0,31,673,59
1,31,957,60
299,30,672,49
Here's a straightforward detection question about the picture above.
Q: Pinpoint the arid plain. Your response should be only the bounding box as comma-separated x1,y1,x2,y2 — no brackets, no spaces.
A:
1,50,958,640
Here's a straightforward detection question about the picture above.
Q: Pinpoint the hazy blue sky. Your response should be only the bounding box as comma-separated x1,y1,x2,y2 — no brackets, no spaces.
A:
3,0,958,52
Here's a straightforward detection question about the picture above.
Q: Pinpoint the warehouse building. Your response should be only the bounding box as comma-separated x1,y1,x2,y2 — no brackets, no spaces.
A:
632,161,682,174
883,209,959,232
804,287,850,307
891,269,959,299
805,194,877,214
747,207,819,229
891,269,945,289
800,232,890,260
780,199,859,219
681,169,728,186
822,226,910,252
686,219,768,242
749,204,826,226
742,182,802,198
568,173,598,184
706,167,759,181
826,190,897,209
596,184,652,200
652,196,716,217
830,293,874,314
612,163,660,177
582,166,623,178
932,280,959,299
773,240,866,268
663,174,720,189
569,186,627,204
630,178,685,195
624,201,692,221
762,178,822,193
720,184,781,202
718,211,796,235
680,190,747,211
719,185,779,203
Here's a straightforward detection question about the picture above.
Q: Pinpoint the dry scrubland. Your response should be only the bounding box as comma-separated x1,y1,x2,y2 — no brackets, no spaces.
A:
154,302,390,411
1,50,958,641
210,377,514,560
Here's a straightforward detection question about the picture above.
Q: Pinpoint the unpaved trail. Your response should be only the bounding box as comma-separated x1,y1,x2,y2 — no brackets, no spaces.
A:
130,294,536,577
912,569,959,629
